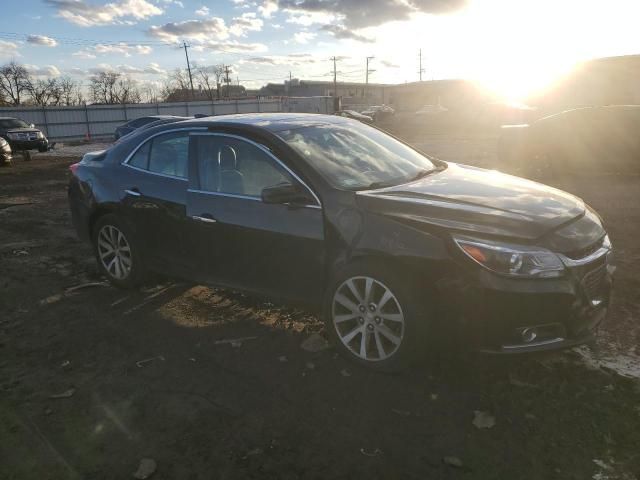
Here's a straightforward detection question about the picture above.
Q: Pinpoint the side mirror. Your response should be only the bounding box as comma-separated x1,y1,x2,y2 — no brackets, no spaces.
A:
261,182,314,206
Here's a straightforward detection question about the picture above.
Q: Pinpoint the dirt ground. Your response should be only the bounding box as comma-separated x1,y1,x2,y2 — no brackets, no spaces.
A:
1,137,640,480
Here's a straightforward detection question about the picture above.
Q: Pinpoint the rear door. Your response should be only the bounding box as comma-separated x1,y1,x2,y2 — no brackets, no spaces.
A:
185,132,325,303
119,130,192,273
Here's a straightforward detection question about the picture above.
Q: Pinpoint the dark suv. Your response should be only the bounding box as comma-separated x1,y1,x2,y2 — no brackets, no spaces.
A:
0,117,48,152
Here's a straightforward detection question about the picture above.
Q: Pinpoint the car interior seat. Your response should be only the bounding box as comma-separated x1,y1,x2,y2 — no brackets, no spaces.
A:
218,145,244,194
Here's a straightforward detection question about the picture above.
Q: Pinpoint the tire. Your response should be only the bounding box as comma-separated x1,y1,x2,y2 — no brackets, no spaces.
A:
323,261,429,372
38,146,48,153
92,214,146,289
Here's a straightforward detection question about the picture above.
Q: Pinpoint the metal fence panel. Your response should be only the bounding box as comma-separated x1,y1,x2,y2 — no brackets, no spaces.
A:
0,97,329,141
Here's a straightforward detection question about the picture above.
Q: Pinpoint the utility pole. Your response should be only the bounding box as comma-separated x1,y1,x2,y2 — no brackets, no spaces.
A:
183,41,194,99
331,56,338,97
365,56,375,100
418,48,425,82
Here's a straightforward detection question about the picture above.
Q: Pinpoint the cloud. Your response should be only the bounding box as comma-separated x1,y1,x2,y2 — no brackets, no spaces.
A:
279,0,467,29
24,64,62,76
320,25,373,42
148,13,263,43
72,50,97,59
148,17,230,42
26,35,58,47
72,43,153,58
240,53,319,66
258,0,278,17
195,6,209,16
44,0,163,27
194,40,267,53
144,62,166,74
0,41,20,59
87,63,162,76
293,31,316,44
230,12,263,36
381,59,400,68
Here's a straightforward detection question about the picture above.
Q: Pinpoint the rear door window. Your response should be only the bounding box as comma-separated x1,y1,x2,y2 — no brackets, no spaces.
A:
126,131,189,179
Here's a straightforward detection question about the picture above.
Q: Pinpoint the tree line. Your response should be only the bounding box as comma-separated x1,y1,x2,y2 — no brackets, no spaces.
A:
0,61,247,107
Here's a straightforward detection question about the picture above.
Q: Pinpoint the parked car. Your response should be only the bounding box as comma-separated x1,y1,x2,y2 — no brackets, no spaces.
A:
114,115,185,141
0,117,48,152
115,116,191,143
335,110,373,124
498,105,640,175
69,113,613,370
362,105,395,122
0,137,12,165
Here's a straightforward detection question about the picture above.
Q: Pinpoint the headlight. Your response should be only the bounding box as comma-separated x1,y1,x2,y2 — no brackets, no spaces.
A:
453,236,565,278
36,131,44,139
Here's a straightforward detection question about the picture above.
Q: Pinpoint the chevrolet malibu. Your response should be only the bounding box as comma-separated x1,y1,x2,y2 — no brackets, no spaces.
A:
68,114,614,370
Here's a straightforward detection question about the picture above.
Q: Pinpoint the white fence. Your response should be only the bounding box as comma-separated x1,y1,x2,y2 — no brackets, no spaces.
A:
0,96,335,141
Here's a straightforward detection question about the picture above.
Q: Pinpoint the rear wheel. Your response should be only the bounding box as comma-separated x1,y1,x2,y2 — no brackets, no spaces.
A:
92,214,145,288
324,263,428,371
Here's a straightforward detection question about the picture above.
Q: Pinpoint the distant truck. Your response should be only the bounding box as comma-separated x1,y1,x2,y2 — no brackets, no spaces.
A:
0,117,48,153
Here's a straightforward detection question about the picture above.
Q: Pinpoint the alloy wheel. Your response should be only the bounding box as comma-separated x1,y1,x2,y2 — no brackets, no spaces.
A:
332,276,405,362
97,224,132,280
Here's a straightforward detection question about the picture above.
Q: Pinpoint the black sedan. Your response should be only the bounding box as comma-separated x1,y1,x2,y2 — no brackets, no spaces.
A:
68,113,614,370
0,117,48,152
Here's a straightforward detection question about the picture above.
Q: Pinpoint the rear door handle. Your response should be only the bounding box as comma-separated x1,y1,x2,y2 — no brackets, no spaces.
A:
191,214,217,224
125,188,141,197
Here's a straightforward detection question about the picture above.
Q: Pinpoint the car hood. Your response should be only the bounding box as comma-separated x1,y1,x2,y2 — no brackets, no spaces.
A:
356,162,585,241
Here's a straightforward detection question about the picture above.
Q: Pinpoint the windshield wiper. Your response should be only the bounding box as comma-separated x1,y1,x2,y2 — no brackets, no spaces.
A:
360,165,445,191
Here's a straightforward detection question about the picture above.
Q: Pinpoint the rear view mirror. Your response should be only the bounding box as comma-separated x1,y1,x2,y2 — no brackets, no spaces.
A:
261,182,314,206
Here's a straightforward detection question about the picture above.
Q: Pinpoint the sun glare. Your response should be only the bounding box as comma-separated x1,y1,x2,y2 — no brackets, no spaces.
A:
363,0,640,103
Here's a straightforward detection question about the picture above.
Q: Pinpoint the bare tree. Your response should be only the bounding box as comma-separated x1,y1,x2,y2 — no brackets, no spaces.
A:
25,77,60,106
89,71,141,104
0,61,31,105
55,76,84,106
195,64,225,100
160,68,193,102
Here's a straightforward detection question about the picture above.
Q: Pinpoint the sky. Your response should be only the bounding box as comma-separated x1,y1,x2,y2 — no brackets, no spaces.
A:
2,0,640,101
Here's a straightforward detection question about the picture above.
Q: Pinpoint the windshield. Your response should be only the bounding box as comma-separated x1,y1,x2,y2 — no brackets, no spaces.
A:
0,119,30,129
277,122,438,190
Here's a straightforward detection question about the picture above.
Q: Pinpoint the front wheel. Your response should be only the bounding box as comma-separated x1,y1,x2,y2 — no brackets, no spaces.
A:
92,214,146,288
324,263,428,371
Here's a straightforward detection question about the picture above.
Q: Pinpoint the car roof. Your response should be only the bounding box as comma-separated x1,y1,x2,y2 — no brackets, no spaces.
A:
177,112,351,132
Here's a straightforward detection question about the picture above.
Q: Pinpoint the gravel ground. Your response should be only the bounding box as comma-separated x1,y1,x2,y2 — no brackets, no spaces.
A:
1,133,639,480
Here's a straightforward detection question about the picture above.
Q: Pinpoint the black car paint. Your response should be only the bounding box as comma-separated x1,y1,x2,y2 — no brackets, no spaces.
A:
114,116,188,141
69,113,612,353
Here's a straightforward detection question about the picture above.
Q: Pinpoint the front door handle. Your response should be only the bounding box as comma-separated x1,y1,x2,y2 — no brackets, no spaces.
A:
191,214,217,224
125,188,141,197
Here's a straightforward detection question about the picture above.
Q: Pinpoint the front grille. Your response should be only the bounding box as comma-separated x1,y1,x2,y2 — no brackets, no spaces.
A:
582,263,608,301
13,132,38,141
565,238,603,260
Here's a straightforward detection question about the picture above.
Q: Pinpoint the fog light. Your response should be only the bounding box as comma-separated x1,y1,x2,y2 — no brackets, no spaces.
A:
521,328,538,343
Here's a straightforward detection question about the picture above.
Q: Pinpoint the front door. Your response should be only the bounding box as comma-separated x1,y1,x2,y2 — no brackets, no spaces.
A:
185,133,325,303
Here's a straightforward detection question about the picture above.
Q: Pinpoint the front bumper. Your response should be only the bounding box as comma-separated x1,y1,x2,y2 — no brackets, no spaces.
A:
8,139,48,151
437,247,614,354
